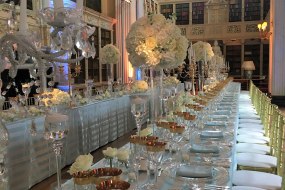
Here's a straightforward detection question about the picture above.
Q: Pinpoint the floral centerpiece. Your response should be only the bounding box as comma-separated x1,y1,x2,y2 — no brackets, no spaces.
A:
103,147,118,168
100,44,120,65
138,127,153,137
126,13,188,69
130,80,148,93
116,149,130,169
192,41,214,62
68,154,94,175
41,89,71,107
163,76,180,87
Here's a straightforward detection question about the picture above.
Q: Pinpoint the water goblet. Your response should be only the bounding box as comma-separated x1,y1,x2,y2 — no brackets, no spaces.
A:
142,141,166,190
130,97,147,136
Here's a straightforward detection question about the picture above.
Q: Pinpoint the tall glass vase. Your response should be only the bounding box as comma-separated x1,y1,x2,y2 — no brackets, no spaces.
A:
45,113,69,190
107,63,113,92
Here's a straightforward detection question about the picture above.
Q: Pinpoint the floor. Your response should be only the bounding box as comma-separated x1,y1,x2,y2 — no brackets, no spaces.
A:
31,129,136,190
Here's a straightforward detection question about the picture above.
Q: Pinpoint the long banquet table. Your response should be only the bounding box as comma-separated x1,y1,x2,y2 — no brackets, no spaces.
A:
6,96,135,190
62,82,241,190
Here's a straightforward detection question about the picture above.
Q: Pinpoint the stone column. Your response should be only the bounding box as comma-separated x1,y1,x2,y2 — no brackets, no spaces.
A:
269,0,285,106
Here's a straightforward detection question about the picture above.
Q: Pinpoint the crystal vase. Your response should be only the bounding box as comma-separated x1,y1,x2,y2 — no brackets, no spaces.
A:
107,64,113,92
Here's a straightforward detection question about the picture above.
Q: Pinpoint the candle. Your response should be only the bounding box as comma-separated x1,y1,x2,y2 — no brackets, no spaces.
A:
77,0,83,10
19,0,28,34
53,0,64,9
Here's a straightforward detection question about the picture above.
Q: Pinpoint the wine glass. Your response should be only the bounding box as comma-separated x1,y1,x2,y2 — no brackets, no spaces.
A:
130,96,147,136
22,83,31,106
45,113,69,190
184,81,192,92
141,141,166,190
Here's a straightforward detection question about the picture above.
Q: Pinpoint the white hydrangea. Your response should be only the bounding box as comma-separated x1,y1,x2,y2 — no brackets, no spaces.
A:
126,13,188,69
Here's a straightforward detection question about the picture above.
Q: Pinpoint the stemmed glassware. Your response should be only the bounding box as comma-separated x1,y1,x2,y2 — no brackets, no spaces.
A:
45,113,69,190
21,83,31,106
130,96,147,136
161,89,171,116
184,81,192,92
142,141,166,190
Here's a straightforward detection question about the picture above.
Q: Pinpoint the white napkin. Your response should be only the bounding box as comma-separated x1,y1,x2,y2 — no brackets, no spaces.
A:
176,165,213,178
200,131,224,139
190,144,220,154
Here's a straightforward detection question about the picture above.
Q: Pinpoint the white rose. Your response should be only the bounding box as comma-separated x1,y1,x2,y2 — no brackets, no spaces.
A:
139,127,153,137
116,149,130,161
103,147,117,158
68,154,93,175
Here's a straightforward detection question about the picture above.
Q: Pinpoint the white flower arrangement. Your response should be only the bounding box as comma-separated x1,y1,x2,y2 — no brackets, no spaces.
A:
100,44,120,65
163,76,180,87
130,80,148,93
126,13,188,69
41,89,71,106
138,127,153,137
102,147,118,158
116,149,130,162
192,41,214,62
68,154,93,175
28,106,45,116
0,111,16,122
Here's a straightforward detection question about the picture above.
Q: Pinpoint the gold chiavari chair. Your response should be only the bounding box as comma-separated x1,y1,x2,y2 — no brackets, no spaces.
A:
233,111,285,189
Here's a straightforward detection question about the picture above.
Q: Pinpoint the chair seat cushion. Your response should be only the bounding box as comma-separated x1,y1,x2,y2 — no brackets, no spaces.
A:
237,130,265,137
239,123,264,130
232,170,281,190
236,134,269,144
238,128,265,134
236,143,270,154
239,114,260,120
232,186,267,190
239,119,262,124
237,153,277,168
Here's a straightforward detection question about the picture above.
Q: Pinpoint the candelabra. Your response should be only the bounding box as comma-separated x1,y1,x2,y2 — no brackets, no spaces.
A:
188,56,197,95
0,0,96,92
59,63,81,96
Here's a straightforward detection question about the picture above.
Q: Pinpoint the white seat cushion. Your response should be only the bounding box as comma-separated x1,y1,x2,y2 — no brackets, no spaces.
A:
238,128,265,134
239,119,262,124
232,186,267,190
237,130,265,137
237,153,277,168
236,143,270,154
239,114,260,120
237,134,269,144
239,123,264,130
232,170,281,190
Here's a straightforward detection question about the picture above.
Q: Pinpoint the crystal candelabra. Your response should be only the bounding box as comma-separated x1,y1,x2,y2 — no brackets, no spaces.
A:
0,0,96,92
188,56,197,95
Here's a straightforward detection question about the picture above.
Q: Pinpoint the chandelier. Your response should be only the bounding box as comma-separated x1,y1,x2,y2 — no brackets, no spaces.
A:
0,0,96,92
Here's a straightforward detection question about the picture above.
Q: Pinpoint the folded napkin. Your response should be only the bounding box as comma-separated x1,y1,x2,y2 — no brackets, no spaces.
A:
217,106,232,111
214,110,231,115
200,131,224,139
210,115,229,121
176,165,213,178
205,121,226,127
190,144,220,154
